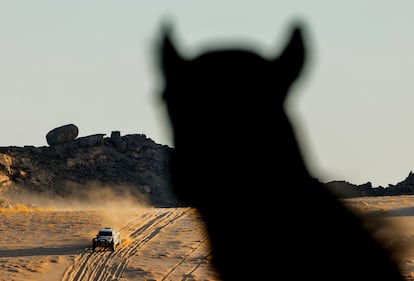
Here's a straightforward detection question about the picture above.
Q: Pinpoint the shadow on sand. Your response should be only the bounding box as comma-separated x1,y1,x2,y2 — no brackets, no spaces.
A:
0,244,88,258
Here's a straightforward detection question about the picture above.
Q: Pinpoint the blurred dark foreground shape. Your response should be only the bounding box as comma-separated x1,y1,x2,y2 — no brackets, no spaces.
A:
158,20,405,280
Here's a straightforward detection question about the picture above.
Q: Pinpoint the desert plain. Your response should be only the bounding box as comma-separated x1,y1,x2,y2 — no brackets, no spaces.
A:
3,195,414,280
0,194,220,281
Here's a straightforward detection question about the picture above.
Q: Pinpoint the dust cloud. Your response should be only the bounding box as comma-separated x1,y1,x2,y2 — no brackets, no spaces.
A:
1,182,153,230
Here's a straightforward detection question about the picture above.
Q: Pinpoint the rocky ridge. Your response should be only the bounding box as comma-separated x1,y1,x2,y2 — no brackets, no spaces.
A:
325,172,414,198
3,124,414,206
0,125,180,207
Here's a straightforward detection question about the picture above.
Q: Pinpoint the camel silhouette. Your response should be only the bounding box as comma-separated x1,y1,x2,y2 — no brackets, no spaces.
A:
158,21,405,280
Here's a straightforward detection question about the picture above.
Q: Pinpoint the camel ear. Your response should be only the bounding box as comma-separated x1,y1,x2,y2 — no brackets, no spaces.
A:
160,23,186,80
273,24,306,86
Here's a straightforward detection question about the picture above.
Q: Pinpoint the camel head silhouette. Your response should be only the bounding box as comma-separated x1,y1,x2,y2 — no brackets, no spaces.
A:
158,22,404,280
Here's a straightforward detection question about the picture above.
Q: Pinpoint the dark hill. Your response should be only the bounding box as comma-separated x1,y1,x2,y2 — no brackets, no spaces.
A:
2,127,414,207
0,130,181,207
325,172,414,198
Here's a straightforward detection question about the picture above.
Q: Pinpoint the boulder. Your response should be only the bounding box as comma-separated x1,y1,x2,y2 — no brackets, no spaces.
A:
46,124,79,146
75,134,105,147
111,131,127,153
0,153,12,173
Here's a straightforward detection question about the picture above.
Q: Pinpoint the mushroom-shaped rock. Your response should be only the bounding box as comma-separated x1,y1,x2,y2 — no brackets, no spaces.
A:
46,124,79,146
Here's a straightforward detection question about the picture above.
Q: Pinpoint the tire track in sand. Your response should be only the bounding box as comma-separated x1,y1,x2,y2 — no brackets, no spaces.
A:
61,207,191,281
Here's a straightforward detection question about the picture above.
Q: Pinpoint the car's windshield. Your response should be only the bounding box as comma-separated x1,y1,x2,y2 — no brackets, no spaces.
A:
98,230,112,236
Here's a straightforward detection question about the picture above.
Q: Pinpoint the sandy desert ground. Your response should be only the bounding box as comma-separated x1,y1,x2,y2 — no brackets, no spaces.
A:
3,195,414,281
0,197,220,281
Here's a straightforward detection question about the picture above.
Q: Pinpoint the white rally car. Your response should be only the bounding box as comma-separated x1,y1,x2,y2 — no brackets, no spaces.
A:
92,227,121,251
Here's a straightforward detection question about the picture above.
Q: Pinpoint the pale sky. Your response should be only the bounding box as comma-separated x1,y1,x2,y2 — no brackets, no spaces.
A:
1,1,414,187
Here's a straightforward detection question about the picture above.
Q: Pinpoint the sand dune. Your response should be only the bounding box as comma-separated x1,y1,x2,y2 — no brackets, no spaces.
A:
2,195,414,280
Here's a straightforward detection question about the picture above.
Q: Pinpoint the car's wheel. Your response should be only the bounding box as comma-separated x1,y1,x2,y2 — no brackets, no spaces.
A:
111,242,116,251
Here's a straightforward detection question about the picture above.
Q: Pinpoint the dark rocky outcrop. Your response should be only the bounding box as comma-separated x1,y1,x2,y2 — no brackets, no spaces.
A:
0,128,181,207
324,172,414,198
46,124,79,146
4,125,414,206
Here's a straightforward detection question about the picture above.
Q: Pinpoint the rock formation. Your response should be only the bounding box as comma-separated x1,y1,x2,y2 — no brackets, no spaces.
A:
3,124,414,208
46,123,79,146
0,125,181,207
